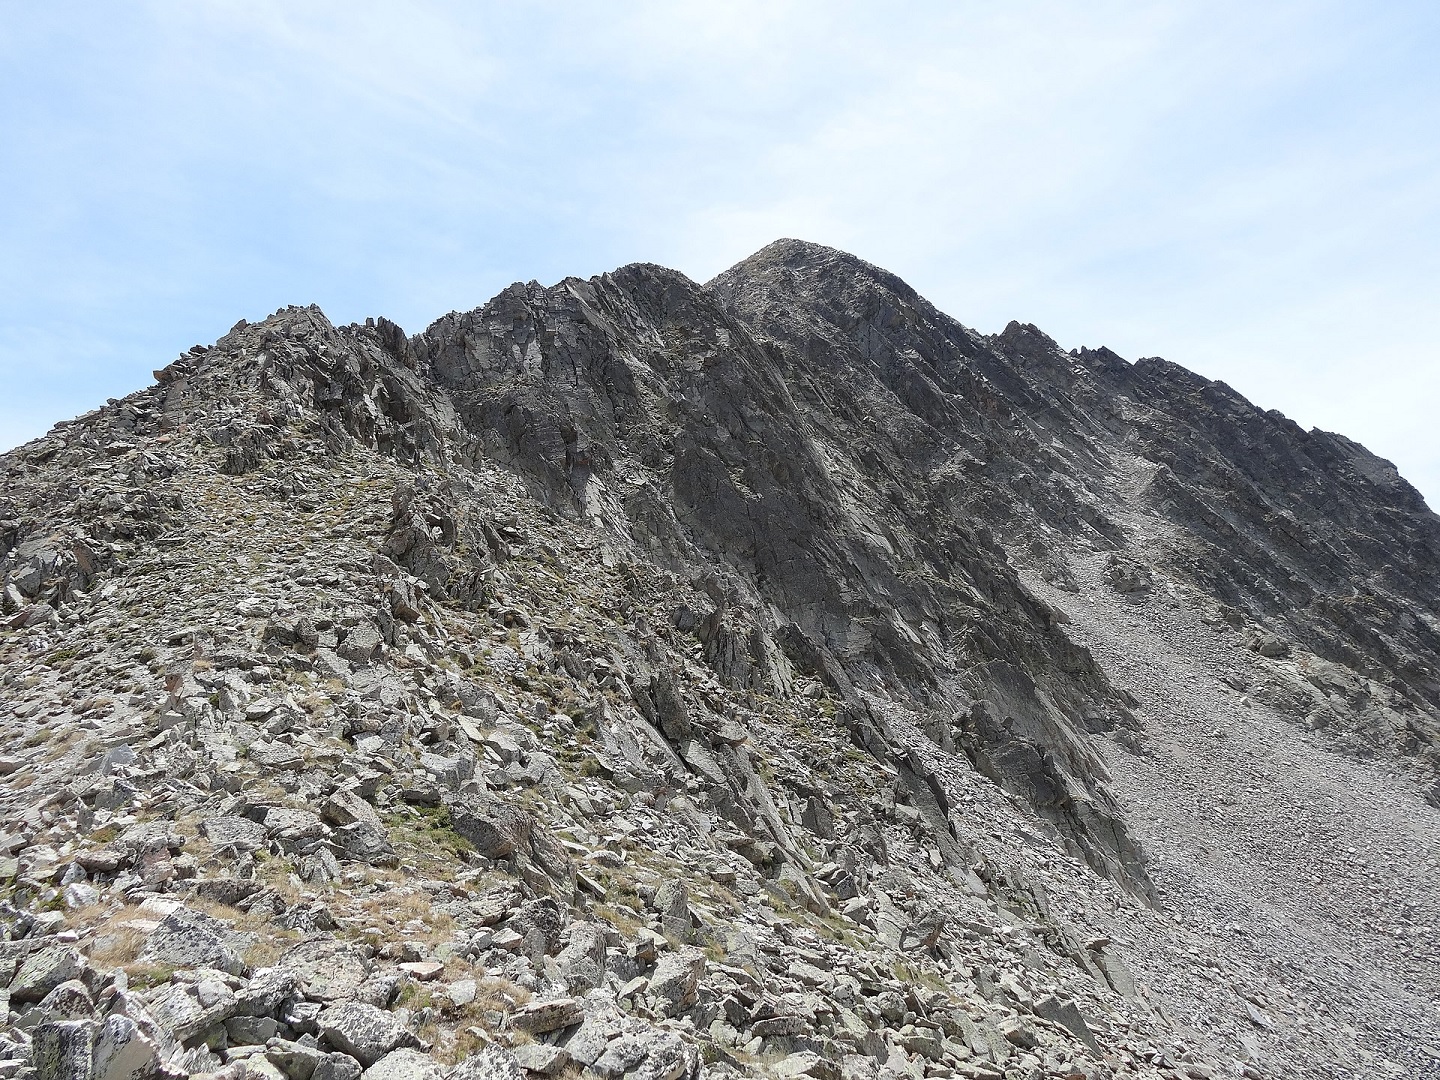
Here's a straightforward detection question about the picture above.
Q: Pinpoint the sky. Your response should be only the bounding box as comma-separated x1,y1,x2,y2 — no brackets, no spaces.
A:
2,1,1437,504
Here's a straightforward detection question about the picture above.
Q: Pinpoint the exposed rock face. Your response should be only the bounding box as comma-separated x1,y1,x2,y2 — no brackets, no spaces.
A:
1,239,1437,1080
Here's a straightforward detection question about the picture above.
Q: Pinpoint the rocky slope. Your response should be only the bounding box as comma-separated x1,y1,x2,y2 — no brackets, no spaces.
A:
1,240,1436,1080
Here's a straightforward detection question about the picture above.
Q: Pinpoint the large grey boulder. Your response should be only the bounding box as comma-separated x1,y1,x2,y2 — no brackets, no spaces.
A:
267,1037,329,1080
37,980,96,1020
234,966,302,1017
144,977,238,1041
141,907,248,976
508,997,583,1035
32,1019,95,1080
92,1014,161,1080
289,941,373,1002
648,948,706,1017
10,946,90,1003
446,1046,522,1080
360,1048,446,1080
199,815,269,852
317,1001,420,1067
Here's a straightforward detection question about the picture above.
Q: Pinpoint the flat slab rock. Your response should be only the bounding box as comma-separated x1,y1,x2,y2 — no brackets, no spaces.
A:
508,997,584,1034
509,1044,570,1076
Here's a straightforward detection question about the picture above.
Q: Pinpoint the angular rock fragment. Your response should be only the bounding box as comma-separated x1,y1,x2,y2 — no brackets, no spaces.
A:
317,1002,421,1066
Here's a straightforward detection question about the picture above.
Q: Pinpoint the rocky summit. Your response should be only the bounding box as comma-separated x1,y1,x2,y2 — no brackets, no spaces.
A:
1,239,1438,1080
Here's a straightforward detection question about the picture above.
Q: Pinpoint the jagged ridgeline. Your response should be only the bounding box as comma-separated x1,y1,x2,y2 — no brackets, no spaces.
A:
2,239,1438,1080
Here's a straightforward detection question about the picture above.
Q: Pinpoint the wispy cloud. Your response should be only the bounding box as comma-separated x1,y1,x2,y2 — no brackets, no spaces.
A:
2,0,1436,501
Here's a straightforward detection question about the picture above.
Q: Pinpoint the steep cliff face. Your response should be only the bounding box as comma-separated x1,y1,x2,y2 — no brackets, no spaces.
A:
710,239,1440,787
2,241,1438,1080
404,261,1148,892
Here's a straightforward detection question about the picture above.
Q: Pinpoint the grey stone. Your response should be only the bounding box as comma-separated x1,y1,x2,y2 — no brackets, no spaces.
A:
37,980,95,1020
447,1046,522,1080
33,1019,95,1080
199,815,269,852
509,1043,570,1076
267,1037,328,1080
653,881,691,944
10,947,89,1004
772,1052,842,1080
558,998,625,1066
235,967,302,1017
648,948,705,1017
321,790,383,831
317,1001,420,1066
144,977,238,1041
1032,994,1101,1055
360,1049,445,1080
508,997,583,1035
335,821,399,868
141,908,248,976
247,742,304,770
225,1015,280,1045
290,942,372,1002
337,623,383,665
93,1014,161,1080
312,1053,364,1080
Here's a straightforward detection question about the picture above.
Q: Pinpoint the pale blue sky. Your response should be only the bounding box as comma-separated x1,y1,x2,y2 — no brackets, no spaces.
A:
3,2,1437,504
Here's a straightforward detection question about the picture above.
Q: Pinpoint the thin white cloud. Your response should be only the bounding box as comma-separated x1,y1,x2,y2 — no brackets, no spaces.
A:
1,0,1436,502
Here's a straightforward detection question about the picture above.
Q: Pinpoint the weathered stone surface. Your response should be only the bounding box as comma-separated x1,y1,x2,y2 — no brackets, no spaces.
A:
311,1053,364,1080
317,1002,420,1066
37,979,96,1020
648,949,705,1017
290,943,372,1002
360,1049,445,1080
447,795,530,860
235,967,302,1017
447,1047,522,1080
508,997,583,1035
773,1052,842,1080
93,1014,161,1080
267,1037,328,1080
199,816,269,852
141,908,248,976
508,1043,569,1077
10,947,89,1003
144,977,238,1041
33,1019,95,1080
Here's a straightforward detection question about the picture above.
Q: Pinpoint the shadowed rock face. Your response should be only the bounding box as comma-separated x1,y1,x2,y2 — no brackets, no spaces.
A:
404,254,1151,892
709,239,1440,779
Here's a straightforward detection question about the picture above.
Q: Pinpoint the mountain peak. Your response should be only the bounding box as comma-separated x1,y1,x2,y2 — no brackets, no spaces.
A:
2,243,1438,1080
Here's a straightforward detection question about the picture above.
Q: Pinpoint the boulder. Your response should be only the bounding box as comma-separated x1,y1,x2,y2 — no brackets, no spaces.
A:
648,948,706,1017
361,1049,446,1080
290,942,373,1002
317,1001,420,1066
10,946,90,1003
141,907,248,976
33,1019,96,1080
235,967,302,1017
93,1014,161,1080
447,1046,522,1080
144,977,239,1042
509,1043,570,1076
200,816,269,852
267,1038,329,1080
508,997,583,1035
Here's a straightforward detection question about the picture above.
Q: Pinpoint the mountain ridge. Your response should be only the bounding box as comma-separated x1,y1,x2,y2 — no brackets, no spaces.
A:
1,241,1437,1080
